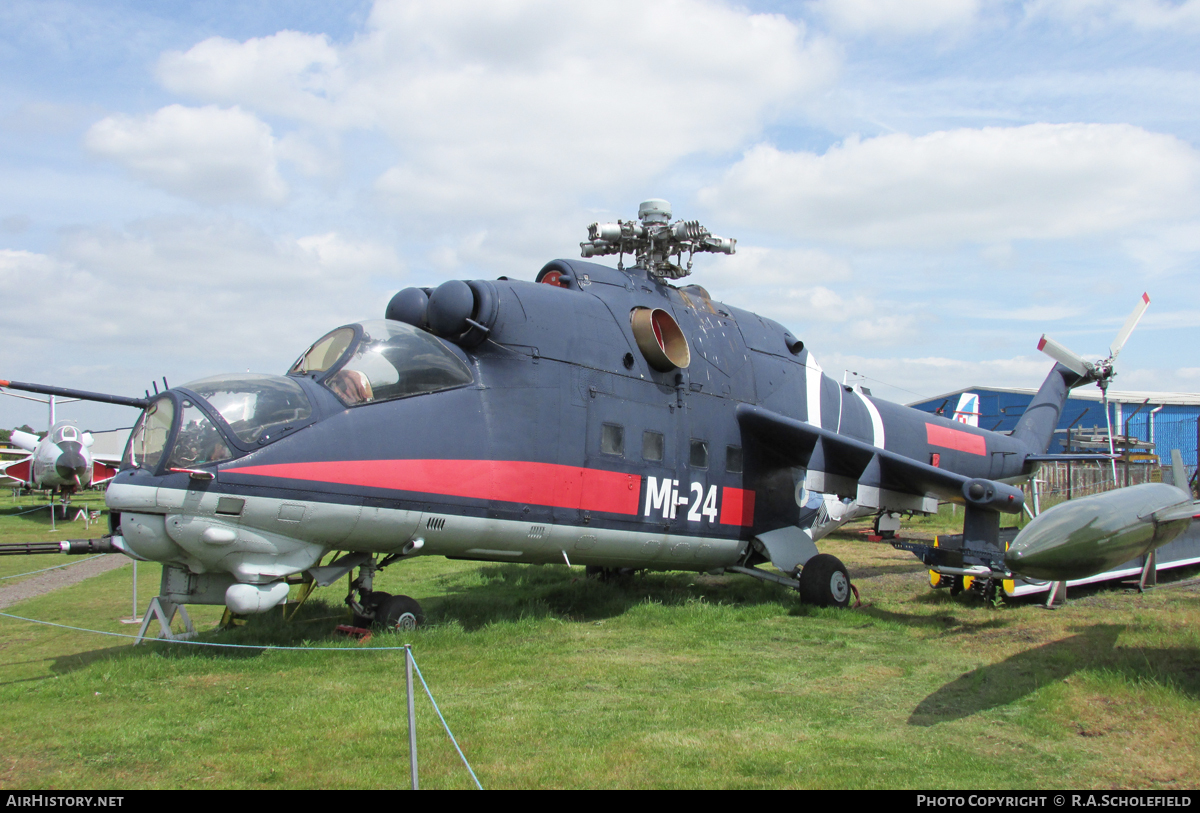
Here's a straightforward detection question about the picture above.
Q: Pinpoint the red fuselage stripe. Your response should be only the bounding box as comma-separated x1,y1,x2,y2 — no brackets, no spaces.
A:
224,460,644,516
925,423,987,456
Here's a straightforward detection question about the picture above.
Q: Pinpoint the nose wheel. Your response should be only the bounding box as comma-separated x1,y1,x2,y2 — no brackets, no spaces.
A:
375,595,425,631
350,588,425,630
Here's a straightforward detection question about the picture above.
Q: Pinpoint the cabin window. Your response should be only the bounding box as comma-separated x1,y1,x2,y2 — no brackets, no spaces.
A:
726,445,743,474
642,431,664,462
689,439,709,469
601,424,624,456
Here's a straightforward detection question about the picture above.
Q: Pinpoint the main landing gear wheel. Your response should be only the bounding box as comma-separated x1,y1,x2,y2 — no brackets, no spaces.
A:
799,554,852,608
376,595,425,631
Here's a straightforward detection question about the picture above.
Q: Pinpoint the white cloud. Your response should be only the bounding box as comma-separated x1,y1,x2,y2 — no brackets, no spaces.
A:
0,221,404,397
962,304,1084,321
1026,0,1200,30
701,245,853,288
85,105,289,205
812,0,983,36
1110,366,1200,394
150,0,839,218
158,31,341,123
700,123,1200,248
850,314,918,343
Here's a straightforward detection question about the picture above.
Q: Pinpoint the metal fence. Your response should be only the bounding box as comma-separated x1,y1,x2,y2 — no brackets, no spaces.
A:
1151,414,1200,473
1029,415,1199,508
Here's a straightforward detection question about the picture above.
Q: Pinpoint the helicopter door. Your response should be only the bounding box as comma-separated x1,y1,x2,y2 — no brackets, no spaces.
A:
583,393,676,561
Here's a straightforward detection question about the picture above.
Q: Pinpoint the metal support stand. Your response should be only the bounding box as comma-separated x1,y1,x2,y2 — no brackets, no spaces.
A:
120,559,143,624
1044,581,1067,609
1138,549,1157,592
133,596,196,645
406,645,418,790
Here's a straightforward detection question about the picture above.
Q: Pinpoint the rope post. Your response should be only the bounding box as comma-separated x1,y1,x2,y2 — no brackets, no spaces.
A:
406,644,418,790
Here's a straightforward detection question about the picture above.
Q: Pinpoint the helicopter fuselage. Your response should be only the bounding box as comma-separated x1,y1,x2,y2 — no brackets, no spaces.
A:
105,258,1046,603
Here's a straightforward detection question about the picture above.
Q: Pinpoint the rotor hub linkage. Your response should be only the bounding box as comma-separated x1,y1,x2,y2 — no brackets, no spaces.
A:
580,199,735,280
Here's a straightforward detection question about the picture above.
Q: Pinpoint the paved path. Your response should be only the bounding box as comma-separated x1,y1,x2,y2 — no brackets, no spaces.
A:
0,555,130,610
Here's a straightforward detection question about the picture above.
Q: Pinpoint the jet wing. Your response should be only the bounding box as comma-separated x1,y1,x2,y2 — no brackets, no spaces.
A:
91,461,119,486
735,404,1023,514
0,455,32,485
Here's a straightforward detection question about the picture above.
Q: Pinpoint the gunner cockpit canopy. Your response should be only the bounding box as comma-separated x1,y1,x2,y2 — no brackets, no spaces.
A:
289,319,473,406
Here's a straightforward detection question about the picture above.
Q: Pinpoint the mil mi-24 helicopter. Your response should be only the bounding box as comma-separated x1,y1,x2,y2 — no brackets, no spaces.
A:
2,199,1189,628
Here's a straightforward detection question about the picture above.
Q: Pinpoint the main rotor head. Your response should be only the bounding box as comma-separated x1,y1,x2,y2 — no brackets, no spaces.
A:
580,199,736,280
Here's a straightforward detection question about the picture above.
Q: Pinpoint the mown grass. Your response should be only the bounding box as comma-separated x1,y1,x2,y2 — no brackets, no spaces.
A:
1,506,1199,789
0,490,110,584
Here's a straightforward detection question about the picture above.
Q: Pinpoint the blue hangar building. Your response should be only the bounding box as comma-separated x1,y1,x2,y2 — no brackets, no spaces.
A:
908,387,1200,475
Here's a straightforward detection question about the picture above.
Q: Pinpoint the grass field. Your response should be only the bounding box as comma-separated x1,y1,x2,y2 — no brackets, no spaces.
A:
1,495,1198,790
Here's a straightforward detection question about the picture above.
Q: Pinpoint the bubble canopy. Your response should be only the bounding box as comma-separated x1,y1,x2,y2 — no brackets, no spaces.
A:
185,374,313,444
290,319,473,407
120,321,475,473
122,374,315,471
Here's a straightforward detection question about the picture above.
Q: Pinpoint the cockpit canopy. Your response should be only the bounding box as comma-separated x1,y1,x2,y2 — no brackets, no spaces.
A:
290,319,473,406
122,374,314,472
121,320,473,473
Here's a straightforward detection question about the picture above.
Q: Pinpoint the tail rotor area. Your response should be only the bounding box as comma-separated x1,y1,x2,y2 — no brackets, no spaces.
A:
1036,292,1151,476
1037,292,1149,388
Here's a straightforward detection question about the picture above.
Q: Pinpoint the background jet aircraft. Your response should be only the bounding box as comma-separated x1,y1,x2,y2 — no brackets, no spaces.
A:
0,382,138,498
0,421,119,492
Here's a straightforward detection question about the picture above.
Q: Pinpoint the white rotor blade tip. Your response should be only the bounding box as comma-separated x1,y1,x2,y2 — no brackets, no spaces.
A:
1110,292,1150,359
1038,334,1090,377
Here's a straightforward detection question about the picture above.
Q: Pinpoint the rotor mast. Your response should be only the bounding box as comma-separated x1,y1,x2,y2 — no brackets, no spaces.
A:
580,199,736,280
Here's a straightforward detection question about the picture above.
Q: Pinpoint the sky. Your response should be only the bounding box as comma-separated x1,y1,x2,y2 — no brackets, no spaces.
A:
1,0,1198,432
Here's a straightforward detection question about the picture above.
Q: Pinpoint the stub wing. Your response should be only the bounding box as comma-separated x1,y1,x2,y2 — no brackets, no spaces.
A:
735,404,1023,515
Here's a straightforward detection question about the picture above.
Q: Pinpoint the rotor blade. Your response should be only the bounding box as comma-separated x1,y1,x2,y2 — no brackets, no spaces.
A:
1037,335,1090,377
1109,292,1150,361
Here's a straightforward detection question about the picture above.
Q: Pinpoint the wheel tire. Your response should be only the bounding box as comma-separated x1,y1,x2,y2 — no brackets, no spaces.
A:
363,590,391,607
375,595,425,631
873,513,898,540
352,591,391,627
799,554,851,608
